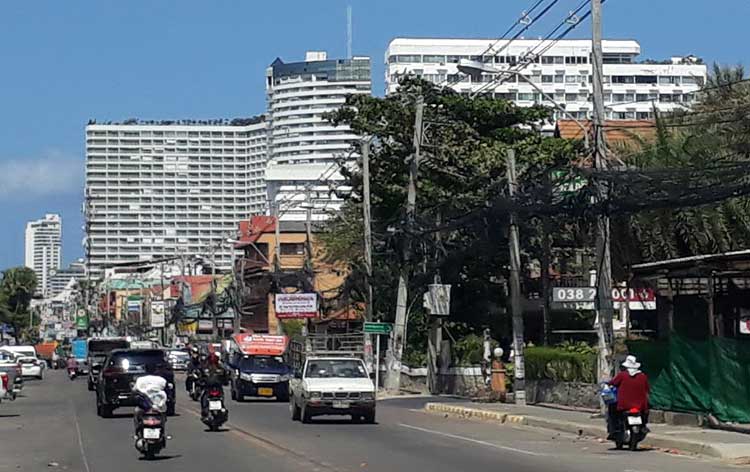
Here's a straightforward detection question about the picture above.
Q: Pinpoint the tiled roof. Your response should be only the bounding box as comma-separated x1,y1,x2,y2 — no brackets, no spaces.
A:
556,120,656,144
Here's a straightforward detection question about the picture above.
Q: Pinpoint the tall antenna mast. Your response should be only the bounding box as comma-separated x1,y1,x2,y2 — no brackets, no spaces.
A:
347,5,352,58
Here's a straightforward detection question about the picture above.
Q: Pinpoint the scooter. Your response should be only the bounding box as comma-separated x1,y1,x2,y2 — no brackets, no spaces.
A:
187,372,201,401
134,408,170,460
614,407,648,451
68,367,78,381
201,385,228,432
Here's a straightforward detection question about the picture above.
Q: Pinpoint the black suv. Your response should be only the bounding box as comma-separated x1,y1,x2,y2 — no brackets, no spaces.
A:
96,349,175,417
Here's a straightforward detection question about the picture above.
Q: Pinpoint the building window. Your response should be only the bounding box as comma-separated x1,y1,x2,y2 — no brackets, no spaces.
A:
659,76,681,85
541,56,564,64
612,76,635,84
280,243,305,256
682,76,705,86
635,75,657,84
423,55,446,63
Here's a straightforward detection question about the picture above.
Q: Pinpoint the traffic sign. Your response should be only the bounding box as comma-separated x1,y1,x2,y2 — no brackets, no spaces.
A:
364,321,392,334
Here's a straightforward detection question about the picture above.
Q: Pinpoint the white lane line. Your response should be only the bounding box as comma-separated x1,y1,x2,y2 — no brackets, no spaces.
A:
399,423,547,457
71,400,92,472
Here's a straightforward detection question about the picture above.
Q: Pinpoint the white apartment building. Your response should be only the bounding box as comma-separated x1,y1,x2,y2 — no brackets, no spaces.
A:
47,259,86,298
25,214,62,297
385,38,707,121
84,118,268,276
265,51,371,221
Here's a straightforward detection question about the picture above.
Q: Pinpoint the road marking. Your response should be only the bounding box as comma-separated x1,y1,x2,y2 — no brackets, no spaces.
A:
71,400,92,472
399,423,547,457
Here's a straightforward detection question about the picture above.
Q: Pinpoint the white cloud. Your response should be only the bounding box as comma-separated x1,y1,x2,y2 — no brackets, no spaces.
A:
0,150,83,198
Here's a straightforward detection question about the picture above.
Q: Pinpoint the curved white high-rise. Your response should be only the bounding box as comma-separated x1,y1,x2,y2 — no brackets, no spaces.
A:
265,51,371,221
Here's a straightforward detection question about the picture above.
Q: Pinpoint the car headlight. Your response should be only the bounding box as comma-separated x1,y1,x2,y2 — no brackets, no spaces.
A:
279,374,290,382
308,391,322,399
240,373,253,381
361,392,374,401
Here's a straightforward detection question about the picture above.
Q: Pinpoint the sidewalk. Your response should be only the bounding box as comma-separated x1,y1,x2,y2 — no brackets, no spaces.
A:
425,401,750,462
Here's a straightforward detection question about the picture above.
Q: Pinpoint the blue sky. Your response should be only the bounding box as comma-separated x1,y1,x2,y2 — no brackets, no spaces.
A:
0,0,748,269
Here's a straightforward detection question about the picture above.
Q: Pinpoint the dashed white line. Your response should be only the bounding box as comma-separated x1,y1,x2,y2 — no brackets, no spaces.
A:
399,423,547,457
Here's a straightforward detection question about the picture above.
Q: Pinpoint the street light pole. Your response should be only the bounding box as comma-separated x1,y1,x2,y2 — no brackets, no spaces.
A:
506,148,526,405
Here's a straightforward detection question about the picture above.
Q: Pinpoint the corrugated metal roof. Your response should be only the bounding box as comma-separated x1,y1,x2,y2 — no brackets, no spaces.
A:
556,119,656,144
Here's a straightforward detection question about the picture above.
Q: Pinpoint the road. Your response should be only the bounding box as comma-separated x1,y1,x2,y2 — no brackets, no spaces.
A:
0,371,742,472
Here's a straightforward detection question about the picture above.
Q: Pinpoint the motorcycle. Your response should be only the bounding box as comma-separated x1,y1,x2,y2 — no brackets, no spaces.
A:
615,407,647,451
134,408,170,459
201,384,228,432
68,367,77,380
187,371,201,402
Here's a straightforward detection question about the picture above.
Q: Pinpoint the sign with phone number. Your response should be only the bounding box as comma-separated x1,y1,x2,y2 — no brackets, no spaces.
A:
551,287,656,310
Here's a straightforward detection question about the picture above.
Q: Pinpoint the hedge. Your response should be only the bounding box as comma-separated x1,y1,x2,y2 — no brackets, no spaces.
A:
524,346,597,383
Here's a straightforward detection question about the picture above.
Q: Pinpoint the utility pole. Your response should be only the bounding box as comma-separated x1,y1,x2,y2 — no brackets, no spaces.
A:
211,246,218,340
273,200,283,335
592,0,615,391
386,95,424,391
362,140,374,321
305,186,315,337
506,148,526,405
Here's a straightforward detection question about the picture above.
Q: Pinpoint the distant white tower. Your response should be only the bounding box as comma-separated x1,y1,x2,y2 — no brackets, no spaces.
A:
25,214,62,297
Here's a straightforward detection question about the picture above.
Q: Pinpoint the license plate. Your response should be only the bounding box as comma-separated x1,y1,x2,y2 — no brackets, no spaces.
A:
627,416,643,425
258,388,274,397
143,428,160,439
332,400,350,409
209,400,223,411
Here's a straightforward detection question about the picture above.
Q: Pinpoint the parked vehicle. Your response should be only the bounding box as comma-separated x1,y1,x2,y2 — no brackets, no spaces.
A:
72,339,88,374
0,350,23,395
96,349,175,417
288,333,376,424
227,334,291,402
167,349,190,371
0,372,8,402
87,337,130,391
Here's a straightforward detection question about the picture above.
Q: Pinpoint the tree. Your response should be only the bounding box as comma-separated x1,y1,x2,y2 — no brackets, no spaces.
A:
322,77,580,355
0,267,38,343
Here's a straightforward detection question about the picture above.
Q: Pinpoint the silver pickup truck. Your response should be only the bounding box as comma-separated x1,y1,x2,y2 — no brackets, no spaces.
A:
0,351,23,398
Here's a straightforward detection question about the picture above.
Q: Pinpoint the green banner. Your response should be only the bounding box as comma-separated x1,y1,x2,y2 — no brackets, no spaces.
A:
75,311,89,330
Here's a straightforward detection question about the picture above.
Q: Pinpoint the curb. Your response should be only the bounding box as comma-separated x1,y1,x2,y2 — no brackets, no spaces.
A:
424,403,743,461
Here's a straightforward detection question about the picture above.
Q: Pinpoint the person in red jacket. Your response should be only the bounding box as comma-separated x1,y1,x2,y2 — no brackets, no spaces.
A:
608,355,650,436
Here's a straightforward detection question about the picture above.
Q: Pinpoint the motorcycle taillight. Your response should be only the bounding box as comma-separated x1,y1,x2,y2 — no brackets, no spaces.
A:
142,417,161,426
209,389,221,397
1,374,8,392
629,407,640,414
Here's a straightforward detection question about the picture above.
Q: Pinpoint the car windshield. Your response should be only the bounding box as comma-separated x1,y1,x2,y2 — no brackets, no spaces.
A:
239,356,286,372
305,359,368,378
169,351,189,359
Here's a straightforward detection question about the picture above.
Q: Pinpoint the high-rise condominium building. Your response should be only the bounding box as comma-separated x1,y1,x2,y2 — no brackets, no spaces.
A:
47,259,86,298
84,118,268,276
265,51,371,221
385,38,707,121
25,214,62,297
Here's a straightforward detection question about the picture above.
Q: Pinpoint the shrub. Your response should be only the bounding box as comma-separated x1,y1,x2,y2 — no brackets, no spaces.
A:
525,346,596,383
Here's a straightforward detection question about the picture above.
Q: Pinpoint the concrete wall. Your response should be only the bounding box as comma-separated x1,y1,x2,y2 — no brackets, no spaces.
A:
525,379,600,409
400,366,488,397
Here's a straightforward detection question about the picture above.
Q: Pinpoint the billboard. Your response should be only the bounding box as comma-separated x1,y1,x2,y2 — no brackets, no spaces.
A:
150,300,166,328
275,293,318,319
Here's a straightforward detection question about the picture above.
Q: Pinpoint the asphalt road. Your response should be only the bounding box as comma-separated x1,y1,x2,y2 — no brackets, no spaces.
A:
0,371,743,472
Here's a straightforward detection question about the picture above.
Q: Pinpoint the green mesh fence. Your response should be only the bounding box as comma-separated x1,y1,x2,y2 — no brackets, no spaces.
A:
630,335,750,423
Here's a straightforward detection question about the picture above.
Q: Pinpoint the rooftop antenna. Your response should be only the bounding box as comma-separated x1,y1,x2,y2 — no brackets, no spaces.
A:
347,5,352,58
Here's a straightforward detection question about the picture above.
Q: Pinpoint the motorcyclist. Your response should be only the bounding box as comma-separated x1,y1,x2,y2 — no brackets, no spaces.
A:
607,355,650,437
199,352,228,419
66,355,78,372
132,366,169,434
185,346,202,393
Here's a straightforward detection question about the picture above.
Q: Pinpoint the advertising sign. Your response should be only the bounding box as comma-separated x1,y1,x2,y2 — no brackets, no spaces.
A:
75,312,89,330
150,300,166,328
275,293,318,319
612,287,657,310
232,334,288,355
127,300,141,314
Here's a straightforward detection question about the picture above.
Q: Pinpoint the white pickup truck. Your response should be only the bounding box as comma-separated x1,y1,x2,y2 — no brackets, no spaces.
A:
288,335,376,424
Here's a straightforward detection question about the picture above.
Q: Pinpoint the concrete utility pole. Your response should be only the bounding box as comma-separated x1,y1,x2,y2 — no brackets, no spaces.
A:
386,95,424,391
361,140,374,321
211,247,218,340
591,0,615,390
506,148,526,405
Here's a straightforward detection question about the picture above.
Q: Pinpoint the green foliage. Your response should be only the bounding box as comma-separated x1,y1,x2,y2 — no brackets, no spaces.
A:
525,346,597,383
451,333,485,366
280,319,305,338
0,266,38,342
321,77,578,344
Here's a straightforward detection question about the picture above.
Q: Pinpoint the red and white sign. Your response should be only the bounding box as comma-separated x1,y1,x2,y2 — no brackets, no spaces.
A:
612,288,657,310
232,334,288,356
275,293,318,319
